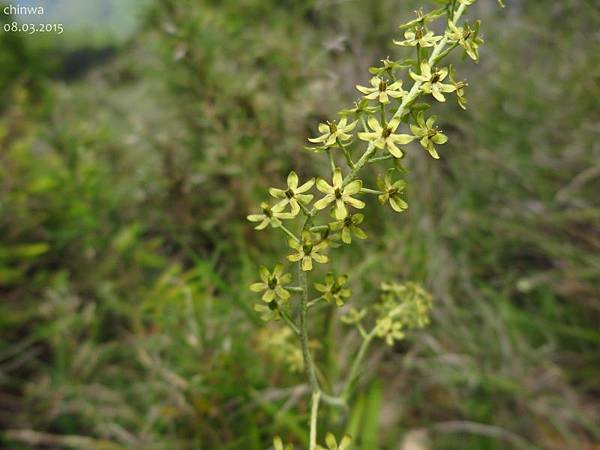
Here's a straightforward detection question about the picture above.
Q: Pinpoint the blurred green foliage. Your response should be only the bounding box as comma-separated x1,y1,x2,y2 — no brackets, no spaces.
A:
0,0,598,449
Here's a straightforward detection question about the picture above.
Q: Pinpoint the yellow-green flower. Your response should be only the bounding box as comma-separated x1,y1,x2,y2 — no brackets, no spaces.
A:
446,20,483,61
375,316,405,346
368,57,413,77
329,213,367,244
341,307,367,325
394,26,442,48
410,113,448,159
315,273,351,306
308,118,357,148
410,62,456,102
249,264,292,303
356,76,407,104
399,7,446,30
358,117,415,158
274,436,294,450
314,168,365,220
317,433,352,450
247,202,295,230
253,303,279,322
340,98,379,118
449,65,468,110
380,281,433,329
377,170,408,213
269,171,314,215
287,231,328,271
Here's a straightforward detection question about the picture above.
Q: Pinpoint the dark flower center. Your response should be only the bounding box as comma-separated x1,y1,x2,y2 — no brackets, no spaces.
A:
431,73,441,83
382,126,392,138
262,205,273,217
343,216,353,227
285,189,294,199
302,242,313,254
268,276,278,290
334,188,343,199
378,80,388,92
328,122,338,133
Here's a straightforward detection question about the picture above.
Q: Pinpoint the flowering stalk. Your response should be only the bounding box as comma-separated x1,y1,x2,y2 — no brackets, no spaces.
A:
247,1,497,447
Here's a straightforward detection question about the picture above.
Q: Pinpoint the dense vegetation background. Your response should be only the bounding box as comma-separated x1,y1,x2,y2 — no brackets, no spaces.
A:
1,0,598,449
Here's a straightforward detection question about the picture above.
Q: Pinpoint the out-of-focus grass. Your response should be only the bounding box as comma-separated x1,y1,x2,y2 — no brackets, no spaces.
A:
0,0,598,449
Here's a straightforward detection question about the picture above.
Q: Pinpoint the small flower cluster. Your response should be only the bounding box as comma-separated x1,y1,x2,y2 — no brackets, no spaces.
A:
341,282,433,347
246,0,492,446
374,282,433,346
256,326,305,373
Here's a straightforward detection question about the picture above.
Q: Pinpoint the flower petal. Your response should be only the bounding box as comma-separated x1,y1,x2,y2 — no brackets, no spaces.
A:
314,194,334,210
394,133,416,145
316,179,334,194
287,252,302,262
312,253,328,264
345,197,365,209
262,289,276,302
390,196,408,212
386,140,404,158
296,178,315,193
250,282,266,292
301,256,313,271
334,199,348,220
332,168,343,188
255,219,270,230
431,132,448,144
341,227,351,244
287,171,298,189
345,180,362,195
247,214,264,222
367,116,381,132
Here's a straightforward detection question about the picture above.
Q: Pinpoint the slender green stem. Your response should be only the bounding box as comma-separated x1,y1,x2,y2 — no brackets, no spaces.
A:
368,154,394,164
321,392,347,408
342,330,376,399
306,296,324,309
280,309,300,335
299,270,319,391
279,223,300,242
309,225,329,233
342,142,376,187
326,149,336,173
309,391,321,450
342,147,355,169
359,115,368,131
285,286,304,293
337,138,356,169
299,201,313,217
298,265,323,449
360,188,384,195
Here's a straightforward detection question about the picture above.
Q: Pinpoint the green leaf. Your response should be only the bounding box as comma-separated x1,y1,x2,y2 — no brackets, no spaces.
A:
361,381,382,450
